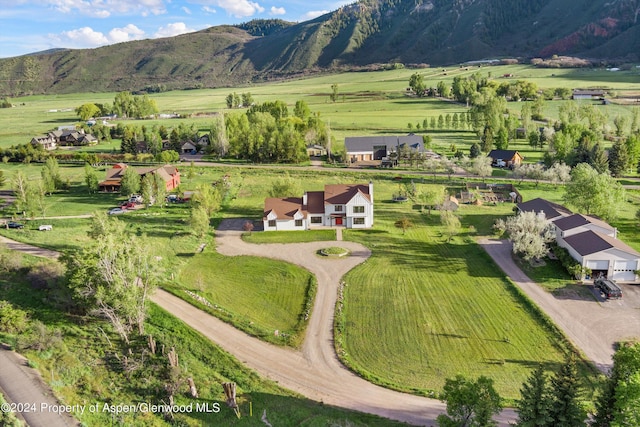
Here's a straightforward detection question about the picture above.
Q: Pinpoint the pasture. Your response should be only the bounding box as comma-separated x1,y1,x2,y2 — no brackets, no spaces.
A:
2,64,640,160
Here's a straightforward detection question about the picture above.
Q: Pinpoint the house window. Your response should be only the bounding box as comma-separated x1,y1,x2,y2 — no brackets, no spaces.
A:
354,218,365,225
268,220,276,227
353,206,365,213
335,205,343,212
311,217,322,224
295,219,303,227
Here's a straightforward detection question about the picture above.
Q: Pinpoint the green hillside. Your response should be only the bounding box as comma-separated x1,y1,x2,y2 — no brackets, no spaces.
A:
1,0,639,96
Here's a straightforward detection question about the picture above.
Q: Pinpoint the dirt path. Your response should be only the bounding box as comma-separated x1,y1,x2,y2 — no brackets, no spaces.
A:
152,219,517,426
0,344,79,427
479,238,640,372
0,236,60,259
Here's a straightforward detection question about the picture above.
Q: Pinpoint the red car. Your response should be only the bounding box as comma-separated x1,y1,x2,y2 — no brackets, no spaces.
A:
120,201,136,209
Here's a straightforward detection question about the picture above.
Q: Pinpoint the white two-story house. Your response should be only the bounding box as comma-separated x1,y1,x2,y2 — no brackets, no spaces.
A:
263,183,374,231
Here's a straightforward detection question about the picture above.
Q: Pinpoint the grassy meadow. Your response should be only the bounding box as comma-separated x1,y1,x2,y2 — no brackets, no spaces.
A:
2,64,640,158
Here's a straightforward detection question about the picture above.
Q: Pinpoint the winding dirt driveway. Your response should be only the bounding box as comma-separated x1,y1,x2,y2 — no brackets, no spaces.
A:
152,219,517,426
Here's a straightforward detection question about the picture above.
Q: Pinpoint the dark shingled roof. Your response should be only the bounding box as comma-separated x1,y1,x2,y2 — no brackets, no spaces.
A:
487,149,522,160
324,184,370,205
554,214,615,232
306,191,325,214
344,134,423,153
263,197,304,220
564,230,640,257
517,198,572,220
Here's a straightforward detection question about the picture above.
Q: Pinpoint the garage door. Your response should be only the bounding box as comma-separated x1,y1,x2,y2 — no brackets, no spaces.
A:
612,260,638,282
586,260,609,270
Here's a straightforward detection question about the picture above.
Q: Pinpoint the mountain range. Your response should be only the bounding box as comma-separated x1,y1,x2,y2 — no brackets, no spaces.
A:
1,0,639,96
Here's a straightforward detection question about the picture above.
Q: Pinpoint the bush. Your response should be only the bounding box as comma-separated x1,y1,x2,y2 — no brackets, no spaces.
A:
0,301,29,334
27,262,65,290
17,320,63,352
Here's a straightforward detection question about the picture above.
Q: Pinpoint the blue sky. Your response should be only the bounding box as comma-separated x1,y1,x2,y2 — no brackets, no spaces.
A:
0,0,353,58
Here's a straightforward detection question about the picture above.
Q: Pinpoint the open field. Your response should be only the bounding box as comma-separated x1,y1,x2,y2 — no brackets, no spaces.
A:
339,182,600,401
2,64,640,159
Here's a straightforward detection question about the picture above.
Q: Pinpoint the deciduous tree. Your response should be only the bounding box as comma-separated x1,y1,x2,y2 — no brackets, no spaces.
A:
394,217,413,235
63,213,162,344
120,166,141,197
84,164,99,193
495,211,555,262
593,342,640,427
564,163,625,220
437,374,502,427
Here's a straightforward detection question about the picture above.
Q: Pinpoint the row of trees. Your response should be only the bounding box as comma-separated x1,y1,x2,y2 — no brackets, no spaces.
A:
224,100,328,163
439,342,640,427
75,91,159,121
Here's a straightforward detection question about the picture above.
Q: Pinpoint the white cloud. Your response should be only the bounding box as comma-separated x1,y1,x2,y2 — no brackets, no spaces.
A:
50,23,146,49
46,0,166,17
192,1,263,18
182,6,192,14
153,22,195,38
53,26,109,48
270,6,285,16
108,24,145,43
302,10,329,21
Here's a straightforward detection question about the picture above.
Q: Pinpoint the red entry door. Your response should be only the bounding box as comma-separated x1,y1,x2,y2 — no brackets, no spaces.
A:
336,217,343,225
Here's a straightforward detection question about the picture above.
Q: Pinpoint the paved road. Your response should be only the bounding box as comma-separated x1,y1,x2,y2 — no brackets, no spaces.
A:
0,344,79,427
479,238,640,372
152,219,518,426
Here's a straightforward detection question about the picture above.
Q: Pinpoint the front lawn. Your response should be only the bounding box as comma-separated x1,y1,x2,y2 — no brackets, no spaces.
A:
242,229,336,243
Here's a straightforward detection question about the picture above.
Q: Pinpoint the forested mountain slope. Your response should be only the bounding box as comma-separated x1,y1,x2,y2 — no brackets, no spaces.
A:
1,0,639,95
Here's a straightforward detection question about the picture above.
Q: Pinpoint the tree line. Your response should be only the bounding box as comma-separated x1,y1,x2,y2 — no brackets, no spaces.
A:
438,342,640,427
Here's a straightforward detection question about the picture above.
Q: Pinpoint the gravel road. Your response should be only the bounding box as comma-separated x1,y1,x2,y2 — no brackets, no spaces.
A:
152,219,518,426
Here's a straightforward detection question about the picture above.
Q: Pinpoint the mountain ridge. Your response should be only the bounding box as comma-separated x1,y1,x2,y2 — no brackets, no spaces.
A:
1,0,639,96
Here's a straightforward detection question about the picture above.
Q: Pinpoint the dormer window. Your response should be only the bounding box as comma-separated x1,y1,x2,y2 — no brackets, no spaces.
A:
335,205,343,212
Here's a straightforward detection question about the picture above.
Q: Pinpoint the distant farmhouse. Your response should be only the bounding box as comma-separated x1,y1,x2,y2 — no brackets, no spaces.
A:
31,128,97,151
344,134,425,166
518,198,639,283
98,163,181,193
572,89,606,100
487,150,524,168
264,183,373,231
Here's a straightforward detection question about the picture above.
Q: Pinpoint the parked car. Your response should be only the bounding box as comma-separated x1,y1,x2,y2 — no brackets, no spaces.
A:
7,221,24,229
108,208,126,215
595,278,623,299
121,201,136,209
38,224,53,231
129,194,143,204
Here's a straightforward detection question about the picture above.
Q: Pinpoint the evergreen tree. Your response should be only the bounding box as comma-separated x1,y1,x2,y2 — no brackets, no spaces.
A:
548,355,586,427
608,139,630,177
470,143,481,158
590,142,609,174
593,342,640,427
430,117,437,129
438,114,445,130
452,112,460,130
516,365,552,427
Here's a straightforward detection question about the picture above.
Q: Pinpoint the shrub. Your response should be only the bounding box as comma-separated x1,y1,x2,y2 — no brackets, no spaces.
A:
18,320,63,352
0,301,29,334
